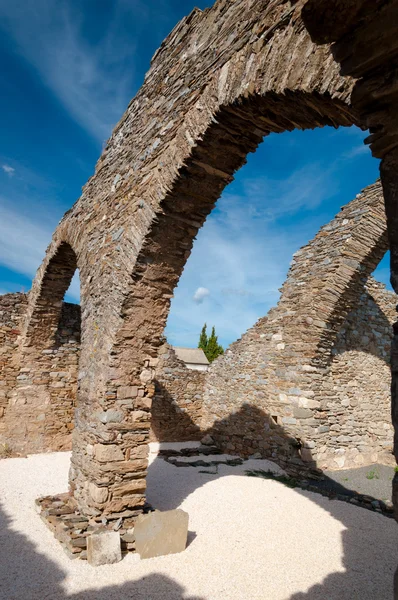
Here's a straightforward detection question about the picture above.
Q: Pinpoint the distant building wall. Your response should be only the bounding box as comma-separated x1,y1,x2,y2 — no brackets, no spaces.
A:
184,363,209,372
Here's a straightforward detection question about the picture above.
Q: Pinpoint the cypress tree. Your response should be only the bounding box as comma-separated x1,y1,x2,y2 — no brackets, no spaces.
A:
198,323,208,351
204,325,224,362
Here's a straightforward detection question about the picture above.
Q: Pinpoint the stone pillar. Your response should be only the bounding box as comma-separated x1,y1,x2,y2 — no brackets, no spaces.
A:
68,363,154,520
380,150,398,521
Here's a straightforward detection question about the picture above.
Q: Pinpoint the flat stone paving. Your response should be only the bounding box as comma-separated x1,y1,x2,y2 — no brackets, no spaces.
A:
310,463,395,503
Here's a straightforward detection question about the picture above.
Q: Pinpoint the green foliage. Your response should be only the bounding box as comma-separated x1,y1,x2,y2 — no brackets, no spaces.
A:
198,323,208,352
365,468,379,480
198,323,224,362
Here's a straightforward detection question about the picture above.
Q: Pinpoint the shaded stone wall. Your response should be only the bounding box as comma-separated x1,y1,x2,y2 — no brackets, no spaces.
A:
0,296,80,453
315,278,394,469
201,182,392,473
301,0,398,519
151,343,205,442
0,293,27,427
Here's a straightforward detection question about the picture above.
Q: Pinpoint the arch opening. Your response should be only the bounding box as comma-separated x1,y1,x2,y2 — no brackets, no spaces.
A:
25,242,79,350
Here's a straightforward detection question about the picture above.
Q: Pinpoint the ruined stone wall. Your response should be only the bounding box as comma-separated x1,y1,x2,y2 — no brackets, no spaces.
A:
150,343,205,442
17,0,358,518
201,182,392,473
0,295,80,453
315,278,394,469
0,293,27,428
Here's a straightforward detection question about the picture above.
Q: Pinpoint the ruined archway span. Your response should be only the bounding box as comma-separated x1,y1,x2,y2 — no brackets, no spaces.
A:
15,0,380,519
23,241,79,349
110,89,360,388
200,180,392,470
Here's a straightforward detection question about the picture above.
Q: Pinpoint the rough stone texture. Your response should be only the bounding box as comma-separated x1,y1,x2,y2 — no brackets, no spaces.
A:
301,0,398,519
0,297,80,453
202,182,392,473
315,278,395,469
134,509,189,559
151,343,205,442
2,0,398,523
0,293,27,428
4,0,357,520
86,530,122,567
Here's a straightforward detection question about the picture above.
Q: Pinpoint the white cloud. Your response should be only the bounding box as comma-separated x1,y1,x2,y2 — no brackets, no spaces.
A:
2,164,15,176
193,287,210,304
0,0,148,142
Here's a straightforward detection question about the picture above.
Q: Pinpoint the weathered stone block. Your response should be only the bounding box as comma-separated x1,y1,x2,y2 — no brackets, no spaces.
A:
134,509,189,559
94,444,124,462
89,482,108,504
117,386,138,399
87,530,122,566
113,479,146,497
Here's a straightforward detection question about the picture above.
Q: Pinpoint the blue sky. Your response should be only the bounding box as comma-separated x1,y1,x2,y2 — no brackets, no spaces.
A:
0,0,388,349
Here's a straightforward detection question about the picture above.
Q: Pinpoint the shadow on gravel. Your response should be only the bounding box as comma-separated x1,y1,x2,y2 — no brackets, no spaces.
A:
0,506,204,600
147,403,398,600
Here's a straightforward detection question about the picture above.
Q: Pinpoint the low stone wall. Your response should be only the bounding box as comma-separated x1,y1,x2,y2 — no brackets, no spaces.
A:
151,343,205,442
0,294,80,453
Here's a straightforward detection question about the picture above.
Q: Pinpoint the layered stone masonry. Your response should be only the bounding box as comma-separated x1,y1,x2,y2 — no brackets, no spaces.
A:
315,278,395,469
151,343,205,442
202,182,393,473
5,0,398,527
0,293,27,429
0,183,394,475
0,296,80,453
17,0,357,520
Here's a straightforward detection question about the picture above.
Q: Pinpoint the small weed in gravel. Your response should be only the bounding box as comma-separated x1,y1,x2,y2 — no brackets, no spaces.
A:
366,468,380,480
0,444,14,459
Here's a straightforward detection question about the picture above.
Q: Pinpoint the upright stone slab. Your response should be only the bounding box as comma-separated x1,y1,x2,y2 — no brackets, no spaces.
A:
87,530,122,567
134,509,189,559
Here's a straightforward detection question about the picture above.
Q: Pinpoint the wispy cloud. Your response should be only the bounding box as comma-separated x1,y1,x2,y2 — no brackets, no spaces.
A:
165,190,304,348
0,0,151,142
0,199,55,276
0,158,81,302
2,164,15,177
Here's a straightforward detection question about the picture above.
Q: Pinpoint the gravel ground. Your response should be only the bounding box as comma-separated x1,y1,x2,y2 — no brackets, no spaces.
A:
0,448,397,600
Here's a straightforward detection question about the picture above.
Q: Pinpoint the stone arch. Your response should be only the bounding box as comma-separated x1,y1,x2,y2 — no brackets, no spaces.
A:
109,90,358,386
23,241,78,349
201,181,390,472
1,240,81,454
16,0,392,528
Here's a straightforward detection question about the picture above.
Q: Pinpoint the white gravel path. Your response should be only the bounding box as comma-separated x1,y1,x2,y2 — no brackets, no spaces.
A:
0,447,397,600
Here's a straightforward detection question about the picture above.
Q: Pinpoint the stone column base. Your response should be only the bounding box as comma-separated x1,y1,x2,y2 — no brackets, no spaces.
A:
36,493,150,560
